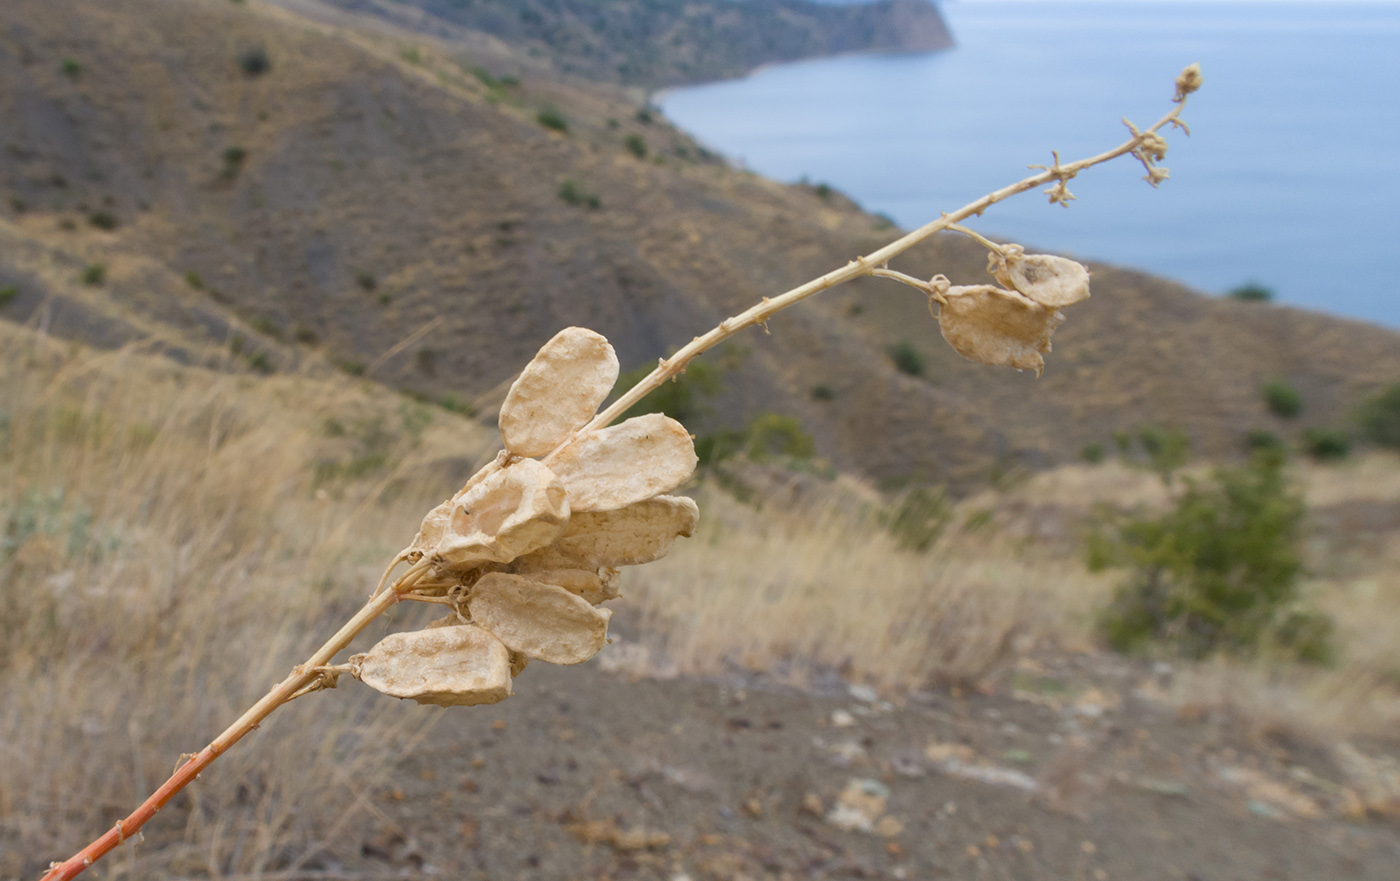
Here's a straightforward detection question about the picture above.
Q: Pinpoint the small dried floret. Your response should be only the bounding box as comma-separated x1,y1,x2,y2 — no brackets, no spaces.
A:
414,458,569,570
937,284,1064,377
548,413,698,512
988,247,1090,308
500,327,619,458
1175,63,1203,101
355,625,512,707
468,572,612,665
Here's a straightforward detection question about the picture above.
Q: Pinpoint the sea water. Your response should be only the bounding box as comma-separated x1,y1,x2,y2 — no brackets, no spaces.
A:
659,2,1400,329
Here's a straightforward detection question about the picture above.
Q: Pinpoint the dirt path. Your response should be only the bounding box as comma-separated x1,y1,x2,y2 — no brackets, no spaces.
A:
330,655,1400,881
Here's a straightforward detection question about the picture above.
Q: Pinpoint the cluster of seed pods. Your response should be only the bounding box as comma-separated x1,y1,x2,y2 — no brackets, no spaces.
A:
350,328,699,707
934,246,1092,376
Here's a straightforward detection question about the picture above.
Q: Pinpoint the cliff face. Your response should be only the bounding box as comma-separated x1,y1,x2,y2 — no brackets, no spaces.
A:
316,0,955,87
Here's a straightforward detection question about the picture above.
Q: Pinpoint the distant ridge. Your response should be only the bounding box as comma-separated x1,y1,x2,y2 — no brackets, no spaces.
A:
313,0,954,87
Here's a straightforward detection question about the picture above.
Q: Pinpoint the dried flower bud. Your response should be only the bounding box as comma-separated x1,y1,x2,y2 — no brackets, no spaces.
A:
548,414,698,512
355,625,512,707
414,458,569,570
988,247,1090,309
468,572,612,665
500,327,620,458
1174,63,1202,101
937,284,1064,377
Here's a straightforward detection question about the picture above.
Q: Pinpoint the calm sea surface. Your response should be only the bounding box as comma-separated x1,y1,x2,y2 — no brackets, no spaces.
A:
659,2,1400,329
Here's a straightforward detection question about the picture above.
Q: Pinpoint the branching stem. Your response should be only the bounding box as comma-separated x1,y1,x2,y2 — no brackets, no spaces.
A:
572,98,1187,438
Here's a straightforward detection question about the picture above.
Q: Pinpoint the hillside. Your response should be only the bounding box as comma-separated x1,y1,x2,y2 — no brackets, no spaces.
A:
2,0,1400,494
301,0,954,88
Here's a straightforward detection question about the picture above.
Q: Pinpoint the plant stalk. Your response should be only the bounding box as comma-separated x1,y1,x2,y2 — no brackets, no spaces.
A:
38,560,430,881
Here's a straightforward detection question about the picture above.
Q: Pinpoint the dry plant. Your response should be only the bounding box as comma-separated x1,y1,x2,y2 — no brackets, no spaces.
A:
33,66,1203,879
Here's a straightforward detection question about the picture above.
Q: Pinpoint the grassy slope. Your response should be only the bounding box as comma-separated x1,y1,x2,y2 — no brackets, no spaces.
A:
2,0,1399,495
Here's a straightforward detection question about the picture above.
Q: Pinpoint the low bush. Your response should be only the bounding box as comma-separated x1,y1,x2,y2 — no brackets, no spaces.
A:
1091,449,1329,662
1081,442,1105,464
0,285,18,306
887,341,924,377
883,486,950,552
745,412,816,462
238,45,270,77
1357,382,1400,449
624,133,647,159
1229,282,1273,302
87,211,117,231
1302,427,1349,461
80,264,105,286
536,106,569,133
1261,379,1302,418
557,178,600,209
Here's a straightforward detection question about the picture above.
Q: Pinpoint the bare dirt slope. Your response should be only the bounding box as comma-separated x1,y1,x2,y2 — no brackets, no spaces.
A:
2,0,1399,493
276,659,1400,881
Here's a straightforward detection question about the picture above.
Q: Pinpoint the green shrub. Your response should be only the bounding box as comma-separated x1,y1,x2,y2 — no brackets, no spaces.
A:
184,270,204,290
437,394,476,418
1092,449,1328,662
536,106,569,133
9,196,25,213
1081,442,1105,464
887,341,924,377
80,264,105,286
745,412,816,462
557,178,600,209
635,108,654,125
61,58,82,80
1302,427,1349,461
1138,426,1190,482
221,146,247,180
1244,428,1284,452
399,46,422,65
811,384,835,401
238,45,270,77
0,285,17,306
617,361,722,426
1357,383,1400,449
336,360,366,376
245,351,273,374
1229,282,1273,302
883,486,950,553
624,133,647,159
1261,380,1302,418
88,211,117,231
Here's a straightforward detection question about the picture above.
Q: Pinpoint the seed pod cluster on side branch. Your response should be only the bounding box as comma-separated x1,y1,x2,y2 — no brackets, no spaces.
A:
352,327,699,707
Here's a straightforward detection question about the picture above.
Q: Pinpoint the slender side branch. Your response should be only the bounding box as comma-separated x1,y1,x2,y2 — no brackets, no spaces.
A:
571,99,1188,438
38,559,432,881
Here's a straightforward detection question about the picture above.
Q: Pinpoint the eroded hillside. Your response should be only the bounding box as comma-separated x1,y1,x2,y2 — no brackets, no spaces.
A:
2,0,1399,492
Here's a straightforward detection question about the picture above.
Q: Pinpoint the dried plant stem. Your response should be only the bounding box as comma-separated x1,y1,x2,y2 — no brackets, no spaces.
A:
578,101,1187,437
39,560,432,881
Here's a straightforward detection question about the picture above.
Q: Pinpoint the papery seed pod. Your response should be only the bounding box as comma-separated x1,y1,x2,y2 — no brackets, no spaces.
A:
418,458,570,570
989,250,1090,309
548,414,697,512
518,495,698,570
356,625,512,707
937,284,1064,377
468,572,612,665
512,566,621,605
500,327,619,458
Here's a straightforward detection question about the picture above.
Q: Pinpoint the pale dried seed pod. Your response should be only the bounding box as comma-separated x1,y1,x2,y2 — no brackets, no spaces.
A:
417,459,570,570
938,284,1064,377
511,566,621,605
527,495,699,569
355,625,512,707
468,572,612,665
500,327,619,458
548,413,698,512
988,249,1090,309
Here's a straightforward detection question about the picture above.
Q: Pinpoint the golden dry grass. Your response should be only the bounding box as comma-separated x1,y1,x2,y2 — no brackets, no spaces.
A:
0,325,497,877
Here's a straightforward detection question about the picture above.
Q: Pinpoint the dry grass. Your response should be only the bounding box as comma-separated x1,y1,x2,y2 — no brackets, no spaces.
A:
622,473,1113,693
0,326,496,878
